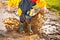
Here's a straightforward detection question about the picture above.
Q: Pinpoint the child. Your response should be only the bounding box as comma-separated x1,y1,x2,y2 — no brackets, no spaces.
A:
7,0,21,12
17,0,48,34
17,0,48,16
17,0,48,19
17,0,36,34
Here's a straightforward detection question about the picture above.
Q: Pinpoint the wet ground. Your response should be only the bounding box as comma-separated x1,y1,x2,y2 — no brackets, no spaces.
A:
0,0,60,40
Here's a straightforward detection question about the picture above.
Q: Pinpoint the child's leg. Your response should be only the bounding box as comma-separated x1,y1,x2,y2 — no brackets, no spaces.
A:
23,21,28,32
25,15,33,34
27,23,33,34
20,14,25,23
20,14,28,33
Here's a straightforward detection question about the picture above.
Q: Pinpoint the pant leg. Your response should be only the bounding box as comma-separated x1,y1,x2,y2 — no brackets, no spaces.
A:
25,15,33,33
20,14,26,23
25,15,32,22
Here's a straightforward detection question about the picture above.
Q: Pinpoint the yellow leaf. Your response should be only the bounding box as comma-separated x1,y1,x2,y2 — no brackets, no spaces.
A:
36,0,46,8
8,0,21,7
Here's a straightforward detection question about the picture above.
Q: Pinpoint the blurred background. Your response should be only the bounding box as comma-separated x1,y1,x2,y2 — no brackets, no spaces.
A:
46,0,60,15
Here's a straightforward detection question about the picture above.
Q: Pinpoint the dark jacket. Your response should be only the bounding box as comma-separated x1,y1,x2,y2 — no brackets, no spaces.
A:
18,0,36,23
18,0,36,15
